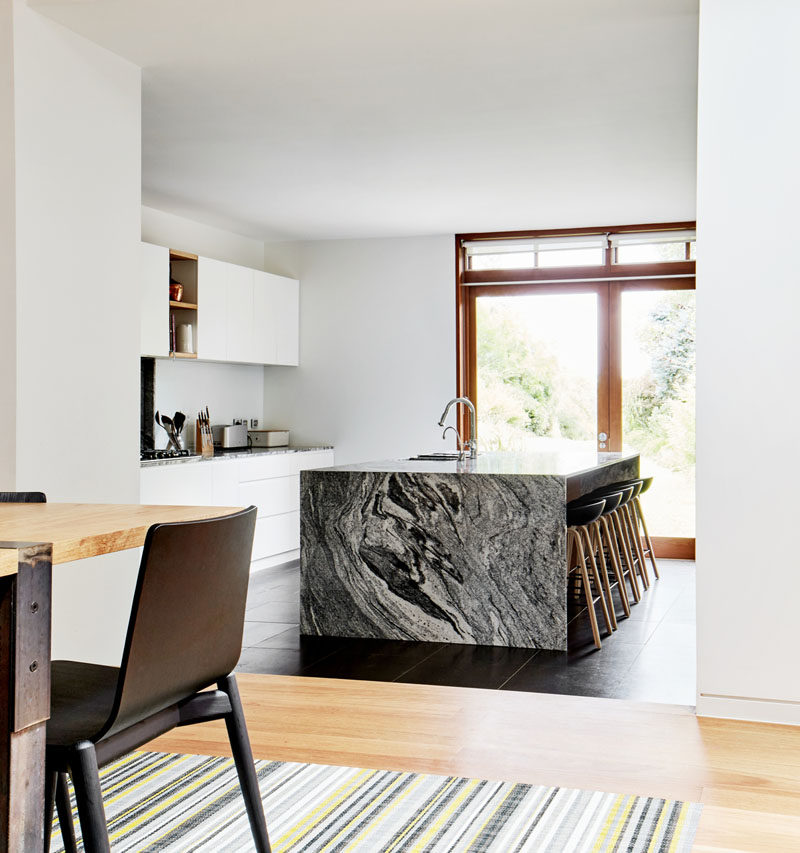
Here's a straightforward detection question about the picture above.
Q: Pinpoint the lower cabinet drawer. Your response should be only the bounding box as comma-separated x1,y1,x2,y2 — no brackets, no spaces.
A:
252,511,300,560
239,475,299,518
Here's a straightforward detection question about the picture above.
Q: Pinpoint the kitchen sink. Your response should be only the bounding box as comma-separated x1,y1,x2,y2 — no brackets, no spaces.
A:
407,453,464,461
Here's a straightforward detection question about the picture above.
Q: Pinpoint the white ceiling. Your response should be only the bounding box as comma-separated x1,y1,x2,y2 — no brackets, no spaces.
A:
31,0,698,241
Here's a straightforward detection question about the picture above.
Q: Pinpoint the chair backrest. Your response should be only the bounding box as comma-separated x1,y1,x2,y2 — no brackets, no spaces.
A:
100,505,257,740
0,492,46,503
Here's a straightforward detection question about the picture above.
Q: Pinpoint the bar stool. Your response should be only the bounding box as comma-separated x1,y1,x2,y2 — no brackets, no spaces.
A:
581,485,641,607
585,491,633,621
616,476,660,580
567,499,613,649
602,478,654,589
568,492,624,627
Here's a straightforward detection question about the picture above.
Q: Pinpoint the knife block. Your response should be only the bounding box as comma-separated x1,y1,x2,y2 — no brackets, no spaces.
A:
196,422,214,458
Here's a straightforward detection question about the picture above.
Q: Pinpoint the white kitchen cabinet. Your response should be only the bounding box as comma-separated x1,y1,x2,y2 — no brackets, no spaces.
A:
252,271,278,364
197,257,228,361
140,242,169,357
253,513,300,561
144,247,298,367
139,449,335,571
226,263,255,363
256,272,299,366
240,475,300,517
210,458,240,506
140,462,213,506
275,276,299,365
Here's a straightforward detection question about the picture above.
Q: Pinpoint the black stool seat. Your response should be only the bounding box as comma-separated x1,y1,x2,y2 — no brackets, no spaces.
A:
617,475,652,494
567,499,605,527
598,491,623,514
589,483,635,507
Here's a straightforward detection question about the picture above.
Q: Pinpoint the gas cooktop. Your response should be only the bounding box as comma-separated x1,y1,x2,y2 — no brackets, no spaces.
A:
140,448,195,461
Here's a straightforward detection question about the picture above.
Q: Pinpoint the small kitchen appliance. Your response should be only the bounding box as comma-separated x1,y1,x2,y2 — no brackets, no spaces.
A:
212,423,249,449
248,429,289,447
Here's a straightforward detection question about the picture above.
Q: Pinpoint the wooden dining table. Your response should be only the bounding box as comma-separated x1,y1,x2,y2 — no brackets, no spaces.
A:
0,502,243,850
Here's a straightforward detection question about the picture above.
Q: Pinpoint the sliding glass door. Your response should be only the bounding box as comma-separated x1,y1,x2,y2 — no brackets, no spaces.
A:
457,224,696,557
476,292,597,452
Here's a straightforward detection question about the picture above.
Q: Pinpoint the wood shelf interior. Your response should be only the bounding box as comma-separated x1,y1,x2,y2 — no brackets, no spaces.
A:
169,250,198,356
169,249,198,262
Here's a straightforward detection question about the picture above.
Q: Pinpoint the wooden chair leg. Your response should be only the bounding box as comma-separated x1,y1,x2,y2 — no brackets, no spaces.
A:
601,515,637,607
635,497,661,579
219,674,272,853
582,524,616,630
69,742,110,853
572,528,602,649
56,772,78,853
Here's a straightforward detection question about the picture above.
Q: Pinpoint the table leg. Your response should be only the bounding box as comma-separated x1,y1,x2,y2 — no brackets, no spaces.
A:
0,543,52,850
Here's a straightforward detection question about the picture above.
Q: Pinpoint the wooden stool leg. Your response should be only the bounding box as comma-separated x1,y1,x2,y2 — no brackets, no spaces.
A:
624,503,650,589
611,509,642,601
612,509,641,601
583,523,616,630
592,519,630,628
572,530,602,649
600,515,636,607
635,497,661,579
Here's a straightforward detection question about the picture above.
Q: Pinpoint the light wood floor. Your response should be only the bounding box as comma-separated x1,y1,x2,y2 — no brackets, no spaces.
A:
151,674,800,852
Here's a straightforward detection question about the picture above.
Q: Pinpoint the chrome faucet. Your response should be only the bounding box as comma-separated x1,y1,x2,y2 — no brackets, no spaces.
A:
442,425,466,460
438,397,477,458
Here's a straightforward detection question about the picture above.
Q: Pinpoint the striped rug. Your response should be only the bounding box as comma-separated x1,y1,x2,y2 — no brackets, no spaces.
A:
50,750,702,852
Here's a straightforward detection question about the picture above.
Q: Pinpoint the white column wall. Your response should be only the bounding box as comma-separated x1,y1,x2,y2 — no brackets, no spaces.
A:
696,0,800,723
12,2,142,664
0,0,15,487
263,236,455,464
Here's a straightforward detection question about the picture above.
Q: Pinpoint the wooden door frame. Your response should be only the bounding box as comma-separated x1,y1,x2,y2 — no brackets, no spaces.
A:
455,225,696,560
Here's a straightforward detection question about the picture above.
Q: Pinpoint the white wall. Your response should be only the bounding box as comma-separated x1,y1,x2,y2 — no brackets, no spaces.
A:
154,359,263,449
142,204,265,269
14,1,141,501
12,1,142,664
696,0,800,724
263,236,455,464
0,0,15,487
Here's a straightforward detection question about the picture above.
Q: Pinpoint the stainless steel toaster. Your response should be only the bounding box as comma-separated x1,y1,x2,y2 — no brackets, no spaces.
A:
211,423,249,449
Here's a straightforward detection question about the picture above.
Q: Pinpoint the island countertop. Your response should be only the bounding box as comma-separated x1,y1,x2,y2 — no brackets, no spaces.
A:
319,450,640,501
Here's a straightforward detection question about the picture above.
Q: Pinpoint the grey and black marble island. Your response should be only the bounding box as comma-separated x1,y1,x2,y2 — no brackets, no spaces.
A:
300,450,639,651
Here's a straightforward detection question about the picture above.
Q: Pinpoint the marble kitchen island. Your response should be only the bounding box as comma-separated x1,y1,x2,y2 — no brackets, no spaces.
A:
300,450,639,651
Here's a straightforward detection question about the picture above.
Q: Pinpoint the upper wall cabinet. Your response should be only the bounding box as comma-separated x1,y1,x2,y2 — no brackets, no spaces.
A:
140,242,169,357
197,256,229,362
142,245,299,367
140,243,199,359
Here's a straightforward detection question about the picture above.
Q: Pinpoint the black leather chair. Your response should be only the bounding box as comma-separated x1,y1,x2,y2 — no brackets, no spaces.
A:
0,491,46,502
44,505,270,853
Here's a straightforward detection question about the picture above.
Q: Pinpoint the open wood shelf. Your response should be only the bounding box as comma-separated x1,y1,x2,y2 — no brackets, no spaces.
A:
169,300,198,310
169,249,198,261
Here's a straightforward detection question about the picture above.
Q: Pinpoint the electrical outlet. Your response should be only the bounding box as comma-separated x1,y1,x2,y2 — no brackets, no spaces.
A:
233,418,244,426
250,418,259,428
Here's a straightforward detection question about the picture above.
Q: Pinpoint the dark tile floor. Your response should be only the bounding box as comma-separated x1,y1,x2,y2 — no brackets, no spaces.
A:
237,558,696,706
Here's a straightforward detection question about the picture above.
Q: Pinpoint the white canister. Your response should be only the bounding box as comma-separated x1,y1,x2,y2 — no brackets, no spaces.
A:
176,324,193,354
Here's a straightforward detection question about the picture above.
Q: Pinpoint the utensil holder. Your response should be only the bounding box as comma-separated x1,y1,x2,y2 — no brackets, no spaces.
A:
196,422,214,458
